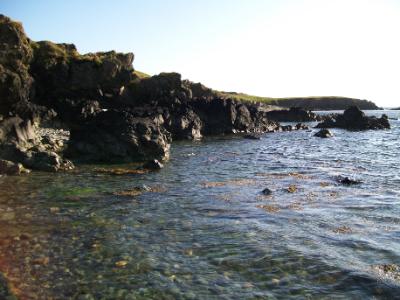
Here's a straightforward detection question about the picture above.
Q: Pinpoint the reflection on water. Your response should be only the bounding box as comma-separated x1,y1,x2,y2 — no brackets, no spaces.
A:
0,111,400,299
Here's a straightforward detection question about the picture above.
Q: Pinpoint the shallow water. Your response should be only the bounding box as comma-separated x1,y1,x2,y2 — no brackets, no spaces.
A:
1,110,399,299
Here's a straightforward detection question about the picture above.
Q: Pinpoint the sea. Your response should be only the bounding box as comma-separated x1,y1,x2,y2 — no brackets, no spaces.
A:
0,110,399,299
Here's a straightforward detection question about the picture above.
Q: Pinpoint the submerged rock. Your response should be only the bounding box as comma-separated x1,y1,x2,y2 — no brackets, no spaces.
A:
143,159,164,170
314,129,333,138
261,188,273,195
316,106,390,131
0,159,29,175
22,150,74,172
337,176,362,185
0,272,16,300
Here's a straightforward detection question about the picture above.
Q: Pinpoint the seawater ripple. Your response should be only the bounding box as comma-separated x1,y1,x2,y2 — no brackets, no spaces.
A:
0,110,399,299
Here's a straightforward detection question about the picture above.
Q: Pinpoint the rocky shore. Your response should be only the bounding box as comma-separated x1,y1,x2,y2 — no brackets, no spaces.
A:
316,106,390,130
0,14,390,176
0,14,312,173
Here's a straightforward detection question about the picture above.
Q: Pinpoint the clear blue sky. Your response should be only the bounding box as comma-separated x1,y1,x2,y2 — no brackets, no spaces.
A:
2,0,400,106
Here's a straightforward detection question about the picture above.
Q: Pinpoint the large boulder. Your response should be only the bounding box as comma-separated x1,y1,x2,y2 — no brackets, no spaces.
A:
316,106,390,130
68,110,171,162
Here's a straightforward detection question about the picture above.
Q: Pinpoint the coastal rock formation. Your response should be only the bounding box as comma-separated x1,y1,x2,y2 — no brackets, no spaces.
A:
67,110,171,162
0,14,323,171
266,107,319,122
316,106,390,130
0,15,33,115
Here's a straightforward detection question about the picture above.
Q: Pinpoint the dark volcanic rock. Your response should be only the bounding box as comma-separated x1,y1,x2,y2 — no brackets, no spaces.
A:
2,14,341,170
0,14,34,115
316,106,390,130
244,133,261,140
314,129,333,138
0,159,30,175
165,109,203,140
30,41,134,105
261,188,273,195
337,176,362,185
143,159,164,170
68,110,171,162
266,107,319,122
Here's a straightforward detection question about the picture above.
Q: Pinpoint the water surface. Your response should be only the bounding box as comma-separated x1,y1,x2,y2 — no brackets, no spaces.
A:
0,110,399,299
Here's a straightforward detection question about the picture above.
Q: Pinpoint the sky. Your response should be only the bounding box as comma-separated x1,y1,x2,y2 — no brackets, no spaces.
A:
1,0,400,107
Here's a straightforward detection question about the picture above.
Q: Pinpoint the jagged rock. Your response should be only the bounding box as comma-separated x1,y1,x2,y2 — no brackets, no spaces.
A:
315,129,333,138
143,159,164,170
165,109,202,140
0,116,36,145
0,159,30,175
22,150,74,172
316,106,390,130
266,107,319,122
68,110,171,162
30,41,134,104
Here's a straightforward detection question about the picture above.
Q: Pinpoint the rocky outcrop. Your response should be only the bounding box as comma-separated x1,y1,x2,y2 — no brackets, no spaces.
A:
266,107,319,122
67,110,171,162
30,41,134,105
0,14,33,115
0,14,319,170
316,106,390,130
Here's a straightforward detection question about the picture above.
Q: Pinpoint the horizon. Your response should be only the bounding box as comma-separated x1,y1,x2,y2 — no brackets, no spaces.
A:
1,0,399,107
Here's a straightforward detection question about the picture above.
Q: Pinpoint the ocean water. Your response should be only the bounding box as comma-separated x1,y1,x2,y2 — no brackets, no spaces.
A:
0,110,399,299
